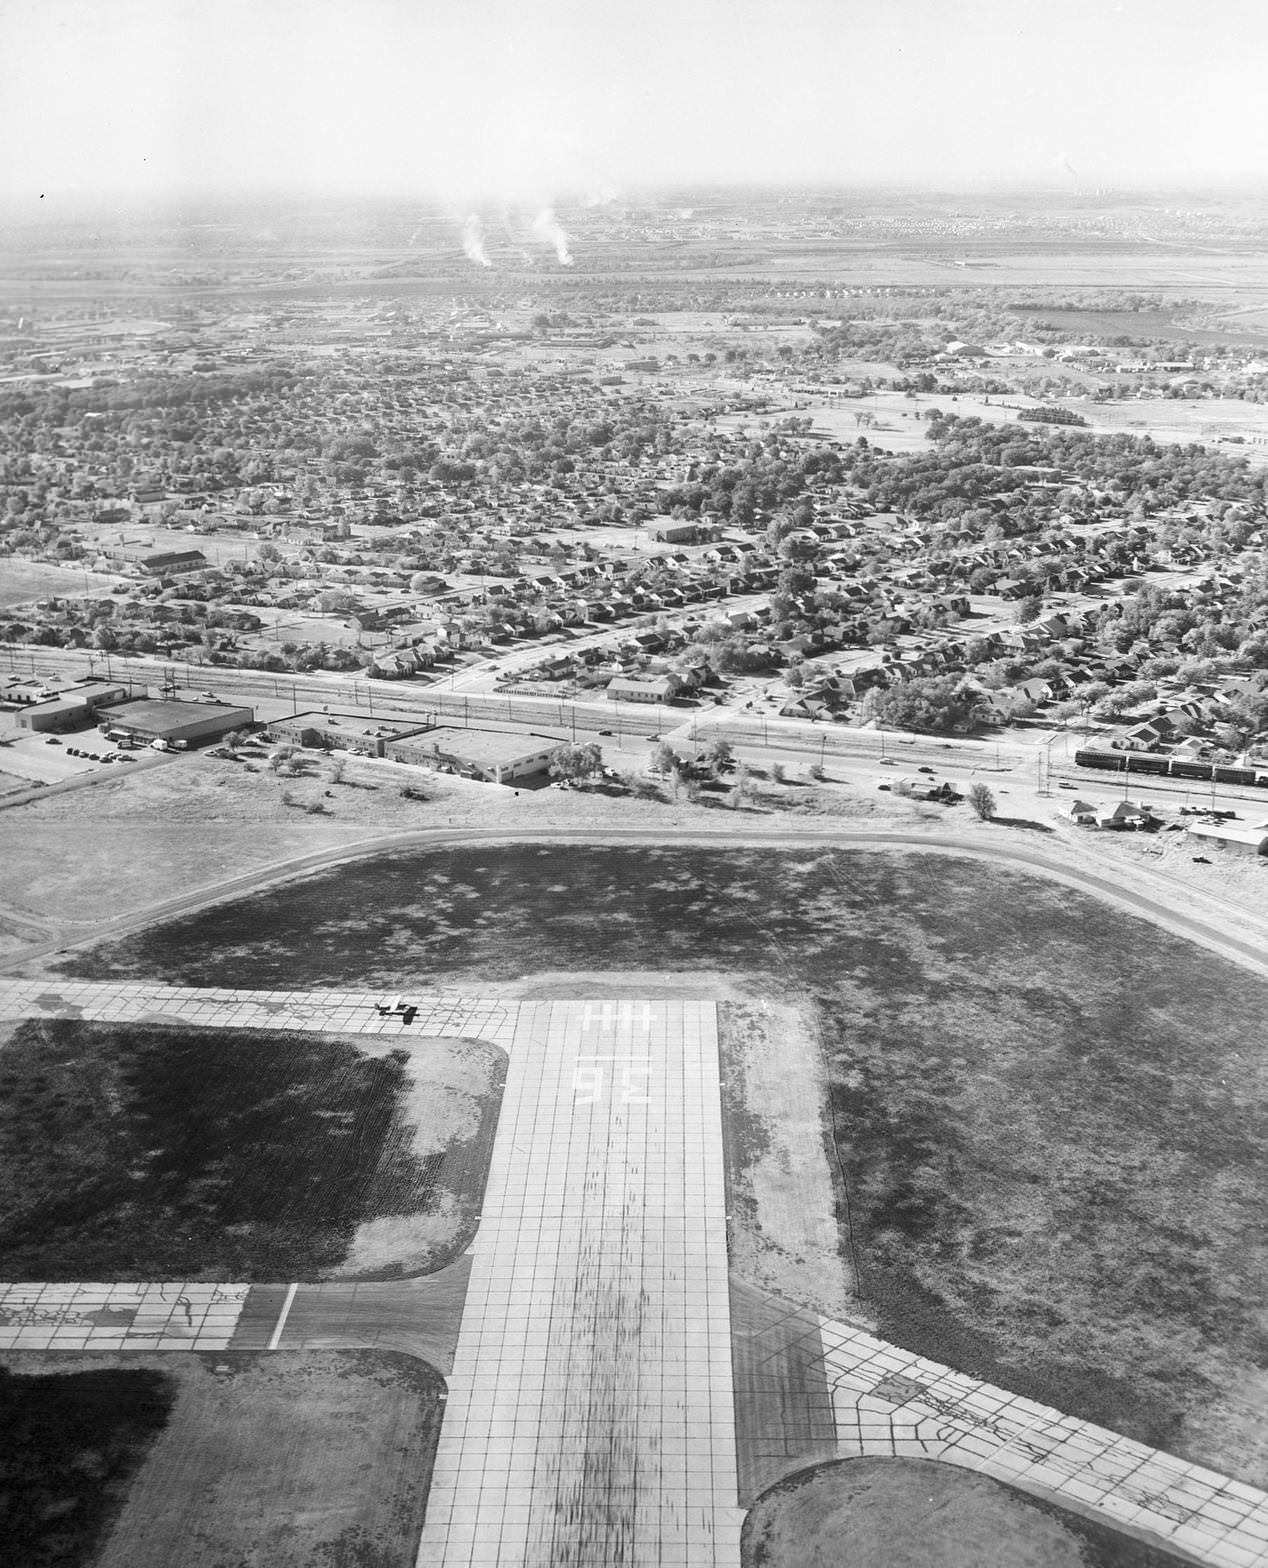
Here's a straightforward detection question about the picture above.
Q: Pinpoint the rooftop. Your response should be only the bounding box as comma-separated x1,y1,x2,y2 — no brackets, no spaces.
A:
418,726,567,767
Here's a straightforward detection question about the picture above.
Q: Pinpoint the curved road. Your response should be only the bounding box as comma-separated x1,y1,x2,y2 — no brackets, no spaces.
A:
3,822,1265,981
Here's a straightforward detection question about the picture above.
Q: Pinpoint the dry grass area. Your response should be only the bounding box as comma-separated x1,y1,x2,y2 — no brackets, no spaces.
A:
743,1459,1189,1568
0,747,722,930
0,1020,503,1283
0,745,915,939
338,1035,505,1278
39,1349,443,1568
720,998,857,1321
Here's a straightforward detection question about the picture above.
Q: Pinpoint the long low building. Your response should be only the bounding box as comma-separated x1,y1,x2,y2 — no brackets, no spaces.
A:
386,725,564,785
11,680,129,733
1187,820,1268,854
101,698,254,747
266,710,433,756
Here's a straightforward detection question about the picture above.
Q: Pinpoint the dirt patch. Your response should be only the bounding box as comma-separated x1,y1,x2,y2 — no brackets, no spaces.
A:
0,1349,442,1568
335,1035,505,1278
0,1020,502,1282
743,1458,1190,1568
504,967,741,999
721,998,858,1321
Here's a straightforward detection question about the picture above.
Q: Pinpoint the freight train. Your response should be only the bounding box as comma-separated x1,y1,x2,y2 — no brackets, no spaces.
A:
1074,748,1268,788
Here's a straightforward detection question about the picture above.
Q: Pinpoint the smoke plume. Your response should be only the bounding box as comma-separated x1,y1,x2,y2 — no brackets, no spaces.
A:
531,207,573,265
461,215,491,267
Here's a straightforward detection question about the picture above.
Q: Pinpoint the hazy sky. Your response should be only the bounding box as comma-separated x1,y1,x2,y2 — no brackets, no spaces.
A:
3,0,1266,207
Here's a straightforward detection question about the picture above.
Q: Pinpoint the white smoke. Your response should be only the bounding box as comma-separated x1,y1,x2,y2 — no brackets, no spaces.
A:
461,214,491,267
531,207,573,265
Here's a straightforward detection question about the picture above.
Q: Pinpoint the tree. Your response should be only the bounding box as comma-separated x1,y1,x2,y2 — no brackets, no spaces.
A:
1015,593,1043,625
869,676,984,735
650,741,681,777
547,741,603,785
699,737,735,777
968,782,997,821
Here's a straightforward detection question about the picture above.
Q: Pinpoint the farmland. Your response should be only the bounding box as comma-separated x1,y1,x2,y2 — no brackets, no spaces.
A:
47,842,1268,1484
0,1349,442,1568
0,1018,503,1281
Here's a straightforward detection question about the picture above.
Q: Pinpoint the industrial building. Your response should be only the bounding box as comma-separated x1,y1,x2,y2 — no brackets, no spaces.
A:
10,680,129,733
385,725,563,785
100,698,254,747
265,710,433,756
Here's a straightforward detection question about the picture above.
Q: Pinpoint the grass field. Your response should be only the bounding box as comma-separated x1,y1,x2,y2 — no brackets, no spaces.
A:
743,1459,1190,1568
0,1349,442,1568
53,843,1268,1482
0,1361,172,1567
0,558,121,610
0,1019,503,1281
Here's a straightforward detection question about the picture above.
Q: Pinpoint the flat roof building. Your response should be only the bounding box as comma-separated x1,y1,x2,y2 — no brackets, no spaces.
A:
103,698,254,747
12,681,129,732
266,710,433,757
387,725,564,785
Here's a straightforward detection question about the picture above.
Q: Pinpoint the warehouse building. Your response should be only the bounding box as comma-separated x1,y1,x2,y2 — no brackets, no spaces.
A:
265,710,433,756
100,698,254,748
385,725,563,785
12,680,129,733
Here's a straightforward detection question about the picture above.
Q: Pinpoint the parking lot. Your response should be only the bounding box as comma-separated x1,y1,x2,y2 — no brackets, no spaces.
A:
0,724,144,785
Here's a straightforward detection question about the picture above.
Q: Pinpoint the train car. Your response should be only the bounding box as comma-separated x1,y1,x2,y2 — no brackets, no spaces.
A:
1168,758,1214,780
1125,752,1171,776
1213,764,1258,787
1074,748,1125,772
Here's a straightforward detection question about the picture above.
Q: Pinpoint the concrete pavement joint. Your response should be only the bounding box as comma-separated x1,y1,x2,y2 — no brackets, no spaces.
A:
0,984,1264,1565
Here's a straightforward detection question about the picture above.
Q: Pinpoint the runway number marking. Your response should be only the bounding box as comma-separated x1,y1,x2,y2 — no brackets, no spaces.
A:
573,1054,652,1106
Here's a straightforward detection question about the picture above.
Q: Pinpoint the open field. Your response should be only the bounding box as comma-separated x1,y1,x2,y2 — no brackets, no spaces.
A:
0,1018,503,1281
0,560,122,610
48,843,1268,1483
0,1349,442,1568
0,751,830,932
742,1458,1190,1568
795,386,1268,462
0,1360,172,1568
